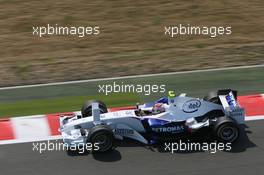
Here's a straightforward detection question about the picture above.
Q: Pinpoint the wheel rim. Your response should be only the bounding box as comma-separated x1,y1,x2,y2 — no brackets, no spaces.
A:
93,133,112,152
95,135,107,144
219,126,238,142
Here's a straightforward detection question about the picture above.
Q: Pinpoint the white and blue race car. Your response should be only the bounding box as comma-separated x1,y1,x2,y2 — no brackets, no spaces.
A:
59,89,244,152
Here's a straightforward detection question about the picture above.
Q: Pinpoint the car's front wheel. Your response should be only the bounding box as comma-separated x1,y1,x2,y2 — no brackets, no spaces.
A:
81,100,108,117
88,125,114,153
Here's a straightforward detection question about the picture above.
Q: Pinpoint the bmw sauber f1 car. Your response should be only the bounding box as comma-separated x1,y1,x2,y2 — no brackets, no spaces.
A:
59,89,245,153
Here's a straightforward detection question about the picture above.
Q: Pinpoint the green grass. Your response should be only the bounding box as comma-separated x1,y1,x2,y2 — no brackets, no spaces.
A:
0,93,140,117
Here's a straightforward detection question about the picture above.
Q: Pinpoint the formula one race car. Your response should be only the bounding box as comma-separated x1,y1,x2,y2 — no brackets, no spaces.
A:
59,89,245,153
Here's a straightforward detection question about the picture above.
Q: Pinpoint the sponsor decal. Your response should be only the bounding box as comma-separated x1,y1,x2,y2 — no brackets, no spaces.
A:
183,99,201,113
112,111,134,117
115,129,134,135
168,91,176,97
226,92,237,108
229,108,244,117
152,125,185,133
125,111,134,115
113,112,120,117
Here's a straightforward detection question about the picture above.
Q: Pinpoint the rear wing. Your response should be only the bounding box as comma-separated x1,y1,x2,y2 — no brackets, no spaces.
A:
218,90,245,124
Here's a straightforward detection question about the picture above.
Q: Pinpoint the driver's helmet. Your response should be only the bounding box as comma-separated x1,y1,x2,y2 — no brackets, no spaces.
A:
152,103,166,114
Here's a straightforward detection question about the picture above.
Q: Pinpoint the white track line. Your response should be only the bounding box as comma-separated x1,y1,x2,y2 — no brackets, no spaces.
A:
1,64,264,90
11,116,51,139
245,115,264,121
0,135,62,145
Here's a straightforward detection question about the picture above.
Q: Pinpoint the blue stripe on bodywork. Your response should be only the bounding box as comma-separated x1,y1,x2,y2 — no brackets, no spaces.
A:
145,118,170,126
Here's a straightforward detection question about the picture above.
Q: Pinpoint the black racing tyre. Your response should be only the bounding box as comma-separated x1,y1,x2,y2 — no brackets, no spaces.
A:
81,100,108,117
203,91,221,104
214,120,239,143
88,125,114,153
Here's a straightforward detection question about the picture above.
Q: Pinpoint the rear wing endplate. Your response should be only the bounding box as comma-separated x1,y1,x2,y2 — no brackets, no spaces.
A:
219,91,245,124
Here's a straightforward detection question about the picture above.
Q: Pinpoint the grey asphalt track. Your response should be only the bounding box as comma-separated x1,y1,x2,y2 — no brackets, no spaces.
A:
0,120,263,175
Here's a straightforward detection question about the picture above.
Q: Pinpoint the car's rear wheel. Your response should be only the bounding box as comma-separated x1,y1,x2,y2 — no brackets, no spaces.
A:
81,100,108,117
88,125,114,153
214,117,239,143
